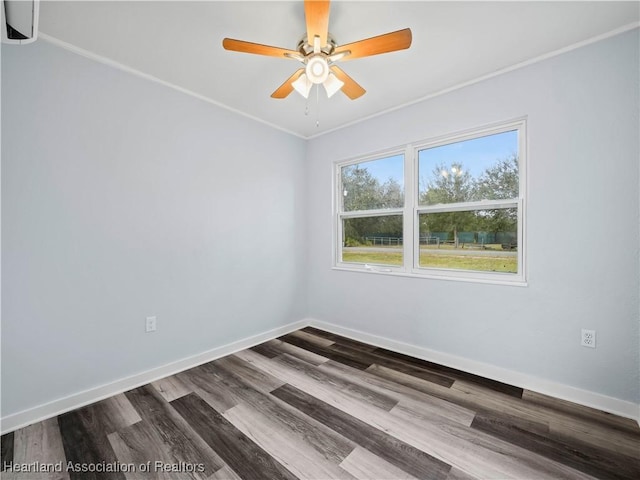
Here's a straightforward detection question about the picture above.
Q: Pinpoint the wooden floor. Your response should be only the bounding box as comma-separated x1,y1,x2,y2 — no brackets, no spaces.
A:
2,327,639,480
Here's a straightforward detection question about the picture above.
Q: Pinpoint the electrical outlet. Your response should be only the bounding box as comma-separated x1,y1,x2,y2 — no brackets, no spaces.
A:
145,316,157,333
581,329,596,348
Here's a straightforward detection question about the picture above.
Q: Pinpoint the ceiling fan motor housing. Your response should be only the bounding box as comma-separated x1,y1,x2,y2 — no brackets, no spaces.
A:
297,34,337,57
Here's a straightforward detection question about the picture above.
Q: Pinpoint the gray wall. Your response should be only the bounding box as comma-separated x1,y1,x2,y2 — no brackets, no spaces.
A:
1,41,307,416
306,30,640,403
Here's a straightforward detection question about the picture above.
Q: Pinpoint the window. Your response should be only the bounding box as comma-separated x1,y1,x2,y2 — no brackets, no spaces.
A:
335,120,526,284
337,153,405,267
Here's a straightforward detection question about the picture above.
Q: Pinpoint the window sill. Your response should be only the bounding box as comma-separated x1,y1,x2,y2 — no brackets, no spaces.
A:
332,265,528,287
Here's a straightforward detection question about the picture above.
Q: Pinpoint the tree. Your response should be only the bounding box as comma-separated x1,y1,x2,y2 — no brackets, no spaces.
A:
342,166,380,212
473,155,519,237
473,154,518,201
421,162,474,205
342,155,519,246
341,167,404,244
380,177,403,209
420,163,476,245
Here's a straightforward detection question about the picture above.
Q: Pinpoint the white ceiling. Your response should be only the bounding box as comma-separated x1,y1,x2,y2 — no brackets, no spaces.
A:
37,1,639,138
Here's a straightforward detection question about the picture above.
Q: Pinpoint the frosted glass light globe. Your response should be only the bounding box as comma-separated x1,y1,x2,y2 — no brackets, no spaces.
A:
306,56,329,84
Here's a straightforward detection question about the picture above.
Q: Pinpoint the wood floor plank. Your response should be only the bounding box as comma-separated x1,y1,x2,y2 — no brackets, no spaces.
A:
367,362,463,395
288,329,336,347
209,356,355,463
275,353,399,411
278,334,373,370
300,326,344,341
256,338,331,366
328,343,456,388
176,364,238,413
1,432,14,468
1,467,70,480
108,394,144,428
206,465,242,480
369,365,551,429
58,409,125,480
548,418,640,461
250,341,283,359
370,346,524,397
446,467,480,480
271,383,452,480
522,389,640,436
152,375,192,402
235,350,407,441
471,412,640,480
108,418,217,480
373,363,639,461
107,423,178,480
171,393,298,480
12,418,66,463
301,327,377,352
5,418,70,480
339,447,418,480
454,380,640,458
236,351,443,444
450,381,552,432
233,349,311,386
60,393,142,439
259,353,590,480
223,402,357,479
319,359,476,427
390,403,598,480
124,385,223,476
212,354,285,393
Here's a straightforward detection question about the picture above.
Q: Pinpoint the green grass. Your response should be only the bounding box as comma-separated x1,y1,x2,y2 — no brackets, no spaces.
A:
421,243,514,251
342,251,402,266
420,254,517,272
342,251,517,273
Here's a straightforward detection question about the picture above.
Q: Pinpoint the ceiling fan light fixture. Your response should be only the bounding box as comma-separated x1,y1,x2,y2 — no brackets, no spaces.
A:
292,73,313,98
322,72,344,98
306,55,329,84
223,1,412,102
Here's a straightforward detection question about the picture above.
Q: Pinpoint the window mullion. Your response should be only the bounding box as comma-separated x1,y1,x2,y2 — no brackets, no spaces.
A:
403,144,414,272
335,165,343,264
417,199,518,214
340,208,404,219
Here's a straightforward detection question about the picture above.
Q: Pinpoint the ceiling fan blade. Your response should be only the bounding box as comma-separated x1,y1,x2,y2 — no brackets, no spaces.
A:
222,38,299,59
330,66,366,100
333,28,412,61
271,69,306,99
305,0,330,48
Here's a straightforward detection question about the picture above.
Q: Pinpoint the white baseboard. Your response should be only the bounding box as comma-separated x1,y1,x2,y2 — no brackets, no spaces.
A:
3,317,638,433
308,318,640,423
0,320,306,434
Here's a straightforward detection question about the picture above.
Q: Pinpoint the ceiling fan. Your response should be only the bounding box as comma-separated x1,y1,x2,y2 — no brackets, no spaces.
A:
222,0,412,100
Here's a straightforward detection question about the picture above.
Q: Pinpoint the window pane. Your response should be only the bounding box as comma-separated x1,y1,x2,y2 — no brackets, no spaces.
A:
419,208,517,273
419,130,518,205
342,154,404,212
342,215,403,266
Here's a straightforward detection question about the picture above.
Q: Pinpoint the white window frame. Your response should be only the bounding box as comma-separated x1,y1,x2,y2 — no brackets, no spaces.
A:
334,148,407,273
333,119,527,286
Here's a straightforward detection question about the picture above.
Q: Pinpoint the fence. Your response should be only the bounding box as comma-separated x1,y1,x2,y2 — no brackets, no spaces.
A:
364,236,403,246
420,236,440,246
421,231,517,248
363,232,517,248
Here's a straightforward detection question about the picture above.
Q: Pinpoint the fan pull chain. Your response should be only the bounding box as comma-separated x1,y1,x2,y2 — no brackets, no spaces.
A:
316,83,320,128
